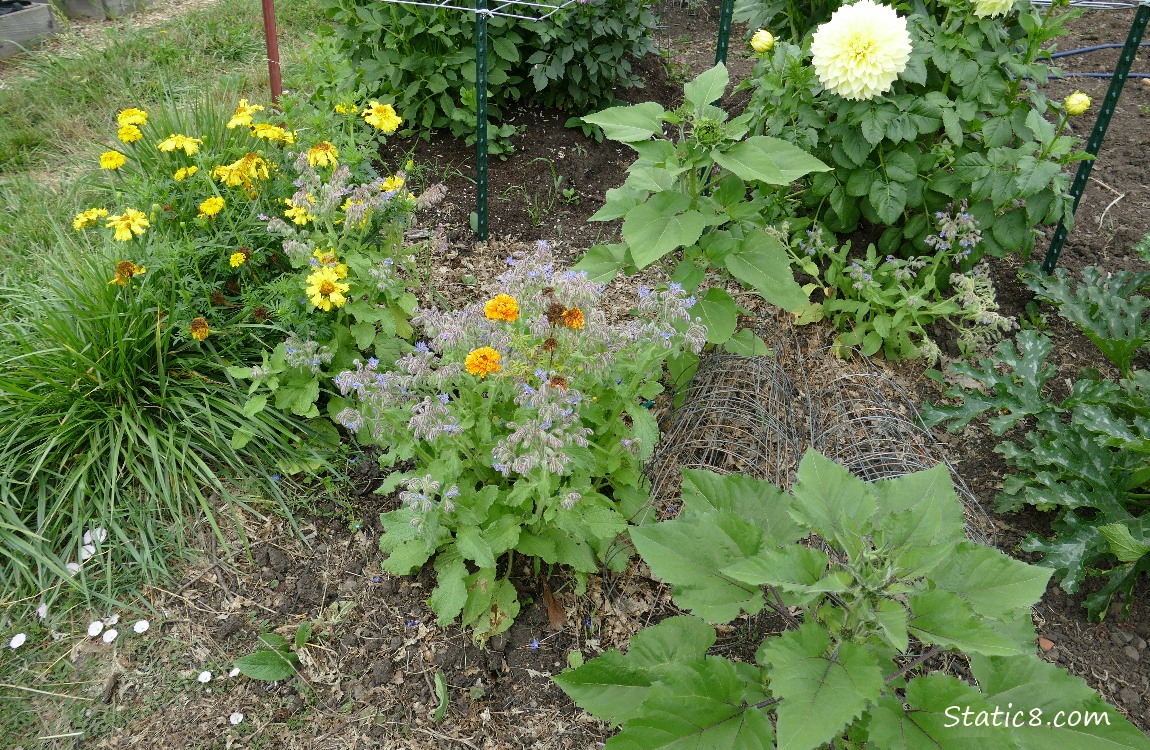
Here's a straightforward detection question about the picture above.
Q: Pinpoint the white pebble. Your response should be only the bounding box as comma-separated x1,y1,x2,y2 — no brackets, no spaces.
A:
198,671,212,684
229,712,244,725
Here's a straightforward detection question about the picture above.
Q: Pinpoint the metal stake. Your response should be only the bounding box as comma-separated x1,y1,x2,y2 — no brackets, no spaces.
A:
1042,0,1150,273
475,0,490,241
260,0,283,104
714,0,735,65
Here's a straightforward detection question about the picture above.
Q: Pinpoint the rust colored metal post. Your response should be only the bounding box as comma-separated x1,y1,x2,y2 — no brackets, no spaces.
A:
261,0,283,104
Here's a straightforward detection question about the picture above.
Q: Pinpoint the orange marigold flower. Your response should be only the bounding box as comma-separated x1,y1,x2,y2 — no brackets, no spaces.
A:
464,347,502,379
483,294,520,323
561,307,585,330
189,317,210,341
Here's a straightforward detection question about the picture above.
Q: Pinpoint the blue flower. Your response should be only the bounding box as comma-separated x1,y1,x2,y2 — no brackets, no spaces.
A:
529,637,541,650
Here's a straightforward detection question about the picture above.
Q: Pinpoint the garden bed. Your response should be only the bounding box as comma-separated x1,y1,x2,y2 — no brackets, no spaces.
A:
3,0,1150,746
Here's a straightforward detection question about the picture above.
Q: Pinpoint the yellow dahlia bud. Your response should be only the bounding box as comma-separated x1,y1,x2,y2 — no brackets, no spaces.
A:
750,29,775,54
970,0,1015,18
1064,91,1091,116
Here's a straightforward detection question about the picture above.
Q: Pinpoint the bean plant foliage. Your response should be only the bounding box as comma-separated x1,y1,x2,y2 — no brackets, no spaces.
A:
555,452,1149,748
332,242,707,640
924,263,1150,620
575,64,830,348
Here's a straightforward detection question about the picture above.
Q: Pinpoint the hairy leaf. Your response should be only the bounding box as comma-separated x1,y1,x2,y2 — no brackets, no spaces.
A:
790,451,875,542
583,102,666,143
760,623,883,750
930,541,1052,619
712,136,831,185
867,674,1006,749
908,590,1026,656
679,469,802,544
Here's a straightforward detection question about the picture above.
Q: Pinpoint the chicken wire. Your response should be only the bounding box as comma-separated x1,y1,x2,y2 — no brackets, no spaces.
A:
633,319,996,546
636,319,806,525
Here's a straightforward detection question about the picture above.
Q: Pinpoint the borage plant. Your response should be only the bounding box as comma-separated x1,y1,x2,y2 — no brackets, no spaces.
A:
789,206,1016,360
334,242,706,640
556,452,1148,748
576,63,829,348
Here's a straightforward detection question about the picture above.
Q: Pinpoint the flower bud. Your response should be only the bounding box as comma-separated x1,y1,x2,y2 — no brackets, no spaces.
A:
751,29,775,53
1064,91,1091,116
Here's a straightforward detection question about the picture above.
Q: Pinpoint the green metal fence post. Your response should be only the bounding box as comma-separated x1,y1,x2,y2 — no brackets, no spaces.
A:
1042,0,1150,274
475,0,490,241
714,0,735,65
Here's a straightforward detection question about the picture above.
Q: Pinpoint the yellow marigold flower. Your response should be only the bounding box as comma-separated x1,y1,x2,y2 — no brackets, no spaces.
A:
158,134,204,156
109,260,146,285
118,124,143,144
334,102,358,115
1064,91,1092,116
117,108,148,127
811,0,912,101
380,174,405,193
285,197,316,226
307,141,339,168
750,29,775,53
229,252,247,268
363,101,402,133
251,123,289,142
226,98,265,129
106,208,150,241
484,294,520,323
189,317,210,341
305,267,350,312
73,207,108,230
312,248,348,278
100,150,126,170
970,0,1015,17
174,166,199,181
198,196,225,218
561,307,586,330
465,347,502,379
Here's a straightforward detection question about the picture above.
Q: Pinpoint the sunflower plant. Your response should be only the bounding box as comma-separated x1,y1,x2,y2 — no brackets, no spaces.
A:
743,0,1089,262
332,241,707,641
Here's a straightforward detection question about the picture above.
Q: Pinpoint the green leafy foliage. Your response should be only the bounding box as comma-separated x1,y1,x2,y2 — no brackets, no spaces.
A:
784,212,1016,361
558,453,1147,747
925,264,1150,619
320,0,658,153
339,244,706,640
743,0,1088,261
234,632,303,681
576,64,828,344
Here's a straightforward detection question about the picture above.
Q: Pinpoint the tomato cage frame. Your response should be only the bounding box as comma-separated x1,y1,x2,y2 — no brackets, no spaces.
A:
259,0,740,240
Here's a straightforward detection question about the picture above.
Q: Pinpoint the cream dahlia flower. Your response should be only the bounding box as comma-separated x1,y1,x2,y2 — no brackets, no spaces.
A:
810,0,913,101
971,0,1015,18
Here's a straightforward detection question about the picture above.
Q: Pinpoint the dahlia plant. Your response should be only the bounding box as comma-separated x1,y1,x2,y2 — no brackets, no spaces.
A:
332,241,706,640
743,0,1089,261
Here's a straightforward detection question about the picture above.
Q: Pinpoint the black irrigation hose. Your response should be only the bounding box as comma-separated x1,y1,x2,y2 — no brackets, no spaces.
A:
1048,42,1150,77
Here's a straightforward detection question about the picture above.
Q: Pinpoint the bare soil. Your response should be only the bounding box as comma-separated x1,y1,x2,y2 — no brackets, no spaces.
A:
5,1,1150,747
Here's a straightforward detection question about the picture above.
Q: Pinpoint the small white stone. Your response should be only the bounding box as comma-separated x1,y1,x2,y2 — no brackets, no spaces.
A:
198,671,212,684
133,620,150,634
102,629,118,644
8,633,26,649
87,621,104,637
229,712,244,725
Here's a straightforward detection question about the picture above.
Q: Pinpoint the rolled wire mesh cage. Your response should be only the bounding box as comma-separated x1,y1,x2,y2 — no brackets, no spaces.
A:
636,318,806,526
805,348,997,546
